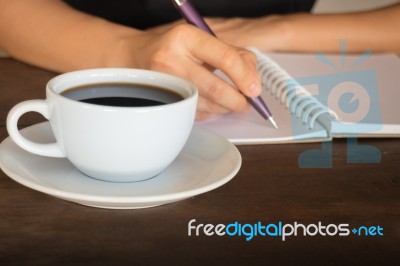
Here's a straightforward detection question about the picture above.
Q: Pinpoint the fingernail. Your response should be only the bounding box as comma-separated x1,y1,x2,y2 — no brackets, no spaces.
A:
249,82,261,96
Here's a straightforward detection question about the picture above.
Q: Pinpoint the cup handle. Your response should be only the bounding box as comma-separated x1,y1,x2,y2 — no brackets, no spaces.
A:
6,100,65,158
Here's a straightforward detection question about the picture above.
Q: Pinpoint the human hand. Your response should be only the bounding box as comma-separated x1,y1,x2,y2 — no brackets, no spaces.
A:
115,24,262,120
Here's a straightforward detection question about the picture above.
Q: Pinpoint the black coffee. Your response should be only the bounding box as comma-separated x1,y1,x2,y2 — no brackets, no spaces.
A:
61,83,184,107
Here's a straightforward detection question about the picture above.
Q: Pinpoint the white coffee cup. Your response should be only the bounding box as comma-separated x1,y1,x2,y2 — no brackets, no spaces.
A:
6,68,198,182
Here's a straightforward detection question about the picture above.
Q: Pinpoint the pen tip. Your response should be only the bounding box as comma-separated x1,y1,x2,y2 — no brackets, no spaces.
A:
269,117,278,129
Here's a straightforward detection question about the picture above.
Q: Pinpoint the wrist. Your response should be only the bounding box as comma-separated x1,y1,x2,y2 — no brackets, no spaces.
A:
264,14,298,52
103,26,148,68
248,15,293,52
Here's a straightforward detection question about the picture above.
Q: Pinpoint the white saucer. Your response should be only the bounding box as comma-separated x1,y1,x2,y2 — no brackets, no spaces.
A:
0,122,241,209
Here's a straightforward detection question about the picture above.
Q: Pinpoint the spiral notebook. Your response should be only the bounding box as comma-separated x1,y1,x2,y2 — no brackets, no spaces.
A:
196,48,400,144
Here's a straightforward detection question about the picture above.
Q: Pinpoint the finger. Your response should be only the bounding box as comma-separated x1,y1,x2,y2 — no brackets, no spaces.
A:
239,49,258,72
196,94,230,115
196,111,217,121
188,34,261,98
188,63,249,113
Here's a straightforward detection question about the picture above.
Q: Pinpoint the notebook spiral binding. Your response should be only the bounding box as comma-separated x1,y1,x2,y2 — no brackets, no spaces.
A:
249,48,332,130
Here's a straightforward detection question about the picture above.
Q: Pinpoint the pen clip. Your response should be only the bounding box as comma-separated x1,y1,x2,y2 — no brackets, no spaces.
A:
171,0,215,36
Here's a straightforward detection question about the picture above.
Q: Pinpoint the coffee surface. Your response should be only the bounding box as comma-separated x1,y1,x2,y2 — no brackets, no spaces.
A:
61,83,183,107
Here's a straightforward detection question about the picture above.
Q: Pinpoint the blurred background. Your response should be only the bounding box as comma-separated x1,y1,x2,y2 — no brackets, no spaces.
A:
312,0,399,13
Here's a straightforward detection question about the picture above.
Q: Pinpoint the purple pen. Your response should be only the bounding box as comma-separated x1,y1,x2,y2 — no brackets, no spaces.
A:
171,0,278,129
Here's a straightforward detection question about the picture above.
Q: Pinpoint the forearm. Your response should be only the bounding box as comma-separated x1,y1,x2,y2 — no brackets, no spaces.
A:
0,0,144,72
0,1,263,119
277,4,400,53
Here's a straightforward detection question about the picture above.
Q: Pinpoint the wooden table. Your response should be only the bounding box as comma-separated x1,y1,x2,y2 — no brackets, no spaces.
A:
0,58,399,265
